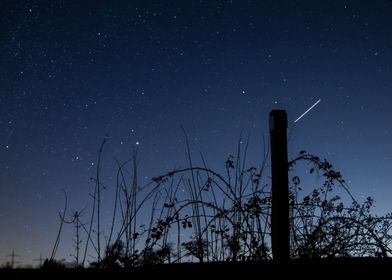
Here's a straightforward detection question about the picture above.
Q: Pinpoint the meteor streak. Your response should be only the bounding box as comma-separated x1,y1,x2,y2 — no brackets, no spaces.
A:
294,99,321,123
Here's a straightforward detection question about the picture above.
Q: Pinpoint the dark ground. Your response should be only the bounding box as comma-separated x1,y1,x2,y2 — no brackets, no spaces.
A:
2,259,392,278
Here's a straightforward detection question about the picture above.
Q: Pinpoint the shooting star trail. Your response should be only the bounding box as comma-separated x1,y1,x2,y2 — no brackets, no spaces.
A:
294,99,321,123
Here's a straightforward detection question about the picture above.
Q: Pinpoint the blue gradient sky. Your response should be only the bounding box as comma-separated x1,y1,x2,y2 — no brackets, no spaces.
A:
1,1,392,265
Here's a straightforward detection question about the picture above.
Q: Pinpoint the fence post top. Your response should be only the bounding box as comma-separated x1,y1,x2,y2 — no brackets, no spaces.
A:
269,110,287,131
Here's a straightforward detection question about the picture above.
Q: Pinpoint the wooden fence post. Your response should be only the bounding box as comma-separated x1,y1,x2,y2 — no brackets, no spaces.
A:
269,110,290,261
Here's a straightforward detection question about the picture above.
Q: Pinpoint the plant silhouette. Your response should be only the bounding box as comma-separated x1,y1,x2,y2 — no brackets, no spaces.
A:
49,139,392,268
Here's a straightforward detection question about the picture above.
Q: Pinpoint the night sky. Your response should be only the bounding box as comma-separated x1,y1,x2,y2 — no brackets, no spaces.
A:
1,1,392,265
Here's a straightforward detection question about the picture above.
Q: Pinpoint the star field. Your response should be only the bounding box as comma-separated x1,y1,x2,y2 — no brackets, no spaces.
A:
0,1,392,265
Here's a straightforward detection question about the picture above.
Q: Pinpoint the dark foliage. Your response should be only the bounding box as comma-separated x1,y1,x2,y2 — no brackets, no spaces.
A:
52,139,392,268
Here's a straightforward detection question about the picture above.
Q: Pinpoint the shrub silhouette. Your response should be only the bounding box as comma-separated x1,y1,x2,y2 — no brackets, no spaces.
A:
146,150,392,261
182,239,208,262
289,152,392,258
52,139,392,268
95,240,126,269
41,258,67,269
